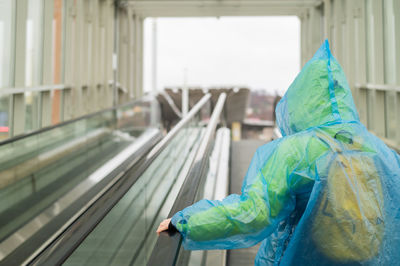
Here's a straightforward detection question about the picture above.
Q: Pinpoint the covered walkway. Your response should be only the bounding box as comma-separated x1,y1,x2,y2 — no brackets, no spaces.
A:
0,1,399,265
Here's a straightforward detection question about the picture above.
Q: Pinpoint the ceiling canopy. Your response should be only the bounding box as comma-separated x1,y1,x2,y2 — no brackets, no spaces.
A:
121,0,322,17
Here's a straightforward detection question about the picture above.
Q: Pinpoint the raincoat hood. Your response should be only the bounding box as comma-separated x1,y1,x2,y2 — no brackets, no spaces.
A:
276,40,360,136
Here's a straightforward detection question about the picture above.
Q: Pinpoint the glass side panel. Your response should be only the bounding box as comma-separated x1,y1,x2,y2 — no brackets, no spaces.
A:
117,99,154,135
64,125,203,266
25,91,40,132
0,96,9,140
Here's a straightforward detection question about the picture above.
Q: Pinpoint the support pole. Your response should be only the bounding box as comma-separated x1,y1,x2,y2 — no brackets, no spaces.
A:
152,18,157,93
112,0,119,107
151,18,158,126
182,68,188,116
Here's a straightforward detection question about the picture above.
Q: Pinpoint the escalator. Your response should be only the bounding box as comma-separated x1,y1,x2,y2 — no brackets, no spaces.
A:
63,126,205,266
42,93,225,266
0,91,247,266
227,140,267,266
0,92,230,266
146,138,268,266
0,98,162,265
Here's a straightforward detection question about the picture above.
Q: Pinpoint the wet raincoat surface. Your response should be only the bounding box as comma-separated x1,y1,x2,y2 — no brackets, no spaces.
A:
171,40,400,265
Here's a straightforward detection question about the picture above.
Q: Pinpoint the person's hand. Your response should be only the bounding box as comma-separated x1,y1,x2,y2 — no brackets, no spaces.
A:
156,218,172,235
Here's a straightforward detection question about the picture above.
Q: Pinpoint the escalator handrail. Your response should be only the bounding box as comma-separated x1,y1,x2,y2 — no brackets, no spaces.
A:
0,96,150,147
147,93,227,266
27,93,212,266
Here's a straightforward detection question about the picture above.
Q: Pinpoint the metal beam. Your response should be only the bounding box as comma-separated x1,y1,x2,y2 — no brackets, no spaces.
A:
124,0,321,17
127,8,309,17
126,0,320,6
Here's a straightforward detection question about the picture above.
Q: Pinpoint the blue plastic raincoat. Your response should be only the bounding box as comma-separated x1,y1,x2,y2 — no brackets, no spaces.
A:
171,40,400,265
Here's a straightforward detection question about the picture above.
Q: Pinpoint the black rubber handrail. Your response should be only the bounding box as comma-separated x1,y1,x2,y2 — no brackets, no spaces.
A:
0,96,150,146
147,93,227,266
26,93,212,266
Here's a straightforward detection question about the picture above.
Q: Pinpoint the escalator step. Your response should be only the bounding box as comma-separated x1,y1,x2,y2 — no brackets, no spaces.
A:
228,140,266,266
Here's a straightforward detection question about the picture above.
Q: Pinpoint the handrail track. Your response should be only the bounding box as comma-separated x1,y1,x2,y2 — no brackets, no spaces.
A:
147,93,227,266
25,93,212,266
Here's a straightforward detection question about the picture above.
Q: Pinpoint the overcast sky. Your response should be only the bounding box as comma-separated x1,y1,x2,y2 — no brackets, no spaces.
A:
143,17,300,95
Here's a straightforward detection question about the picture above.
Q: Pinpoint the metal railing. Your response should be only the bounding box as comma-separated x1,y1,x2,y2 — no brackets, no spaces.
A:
0,84,72,137
355,83,400,151
0,84,71,97
147,93,227,266
355,83,400,92
0,93,150,147
0,82,119,139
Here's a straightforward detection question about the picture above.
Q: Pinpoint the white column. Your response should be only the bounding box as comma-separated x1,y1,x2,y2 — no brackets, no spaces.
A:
118,8,128,104
127,8,135,99
63,0,76,120
393,0,400,145
72,0,85,117
182,68,188,116
11,0,28,136
112,2,119,106
366,0,385,137
150,18,159,126
323,0,331,40
353,0,368,125
40,0,54,127
343,0,356,99
299,12,307,66
133,14,144,98
105,0,114,108
91,0,100,112
152,18,157,93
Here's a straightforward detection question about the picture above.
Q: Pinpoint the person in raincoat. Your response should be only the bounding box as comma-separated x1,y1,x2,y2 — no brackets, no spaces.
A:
157,40,400,265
